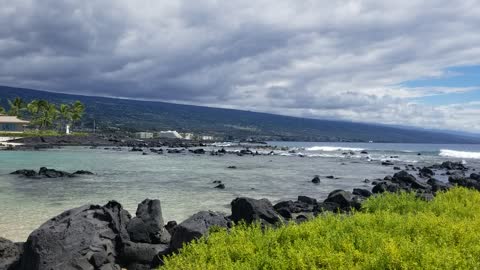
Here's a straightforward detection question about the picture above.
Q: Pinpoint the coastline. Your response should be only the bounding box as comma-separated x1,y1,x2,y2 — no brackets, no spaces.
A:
1,156,480,269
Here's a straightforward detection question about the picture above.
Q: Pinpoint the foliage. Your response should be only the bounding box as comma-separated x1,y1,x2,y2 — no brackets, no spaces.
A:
161,188,480,270
0,95,85,131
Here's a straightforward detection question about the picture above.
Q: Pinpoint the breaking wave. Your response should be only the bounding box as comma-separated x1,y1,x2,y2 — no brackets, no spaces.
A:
439,149,480,159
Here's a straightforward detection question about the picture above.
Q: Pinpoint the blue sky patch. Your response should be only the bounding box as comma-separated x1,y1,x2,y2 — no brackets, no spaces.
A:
402,65,480,105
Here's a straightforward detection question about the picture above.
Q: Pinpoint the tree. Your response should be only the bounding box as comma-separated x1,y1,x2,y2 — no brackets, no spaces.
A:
0,99,5,114
70,101,85,125
8,97,26,117
59,104,72,132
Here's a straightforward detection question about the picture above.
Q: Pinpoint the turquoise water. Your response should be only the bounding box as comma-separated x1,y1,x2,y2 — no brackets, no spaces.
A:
1,143,479,241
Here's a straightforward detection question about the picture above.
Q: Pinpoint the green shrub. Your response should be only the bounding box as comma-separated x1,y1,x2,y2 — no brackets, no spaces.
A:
161,188,480,269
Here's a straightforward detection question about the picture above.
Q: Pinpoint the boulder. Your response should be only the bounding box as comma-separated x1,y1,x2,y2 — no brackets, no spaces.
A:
382,161,394,166
419,167,434,177
372,182,388,194
392,171,429,189
439,161,467,171
191,149,205,154
311,175,320,184
170,211,230,250
324,190,354,210
297,196,317,205
314,202,341,213
352,188,372,198
214,184,225,189
0,237,22,270
227,166,237,169
427,178,450,192
470,173,480,181
20,201,131,270
127,199,170,244
231,197,282,225
121,241,169,268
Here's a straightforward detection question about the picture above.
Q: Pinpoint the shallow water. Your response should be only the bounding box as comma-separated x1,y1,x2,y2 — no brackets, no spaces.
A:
1,142,479,241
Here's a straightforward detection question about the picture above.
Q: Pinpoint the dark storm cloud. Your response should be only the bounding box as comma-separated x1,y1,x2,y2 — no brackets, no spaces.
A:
1,0,480,131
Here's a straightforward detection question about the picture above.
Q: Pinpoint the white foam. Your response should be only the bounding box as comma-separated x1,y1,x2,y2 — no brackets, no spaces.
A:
305,146,364,152
439,149,480,159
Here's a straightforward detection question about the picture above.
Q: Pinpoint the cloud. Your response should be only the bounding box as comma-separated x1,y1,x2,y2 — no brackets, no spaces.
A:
0,0,480,131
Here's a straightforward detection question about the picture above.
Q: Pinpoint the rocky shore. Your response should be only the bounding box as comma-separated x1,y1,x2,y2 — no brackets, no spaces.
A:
1,160,479,270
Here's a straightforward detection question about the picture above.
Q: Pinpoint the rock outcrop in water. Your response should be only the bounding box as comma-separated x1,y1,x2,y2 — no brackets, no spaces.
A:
10,167,94,179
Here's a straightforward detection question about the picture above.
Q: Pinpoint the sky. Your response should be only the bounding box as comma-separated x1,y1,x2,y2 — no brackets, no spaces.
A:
0,0,479,132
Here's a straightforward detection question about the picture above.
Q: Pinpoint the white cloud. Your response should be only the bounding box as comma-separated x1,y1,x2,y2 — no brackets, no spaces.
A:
0,0,480,131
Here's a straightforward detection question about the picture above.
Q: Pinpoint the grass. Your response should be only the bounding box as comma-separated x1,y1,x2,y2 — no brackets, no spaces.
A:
161,187,480,270
0,130,88,137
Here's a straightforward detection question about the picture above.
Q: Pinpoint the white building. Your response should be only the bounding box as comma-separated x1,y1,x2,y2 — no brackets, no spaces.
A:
135,132,154,139
156,130,183,139
182,133,194,140
201,135,214,141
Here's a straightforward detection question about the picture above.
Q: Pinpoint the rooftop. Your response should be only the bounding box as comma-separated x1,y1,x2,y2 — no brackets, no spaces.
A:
0,115,30,124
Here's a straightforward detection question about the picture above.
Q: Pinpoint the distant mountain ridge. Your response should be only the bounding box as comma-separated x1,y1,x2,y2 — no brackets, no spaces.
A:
1,85,479,143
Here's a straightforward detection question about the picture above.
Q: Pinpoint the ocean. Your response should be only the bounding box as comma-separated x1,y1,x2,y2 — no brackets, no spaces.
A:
1,142,480,241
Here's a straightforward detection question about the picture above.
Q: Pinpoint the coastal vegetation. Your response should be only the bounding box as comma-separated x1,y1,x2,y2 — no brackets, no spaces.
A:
0,96,85,133
162,187,480,269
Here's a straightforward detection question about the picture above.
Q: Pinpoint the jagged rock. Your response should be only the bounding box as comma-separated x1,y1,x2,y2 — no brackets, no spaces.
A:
170,211,230,250
311,175,320,184
227,166,237,169
20,201,131,270
165,221,177,236
382,161,394,166
231,197,282,225
393,167,401,170
325,175,334,179
0,237,22,270
127,199,170,244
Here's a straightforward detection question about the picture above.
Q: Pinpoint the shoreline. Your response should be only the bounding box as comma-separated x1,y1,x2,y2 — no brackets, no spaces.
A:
1,160,479,269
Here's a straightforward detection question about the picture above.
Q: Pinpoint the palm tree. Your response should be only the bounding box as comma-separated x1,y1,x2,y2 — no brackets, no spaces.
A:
0,99,5,114
8,97,26,117
38,102,58,129
59,104,72,133
70,101,85,124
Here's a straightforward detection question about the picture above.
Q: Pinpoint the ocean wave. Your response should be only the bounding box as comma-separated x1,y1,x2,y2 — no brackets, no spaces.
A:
305,146,364,152
439,149,480,159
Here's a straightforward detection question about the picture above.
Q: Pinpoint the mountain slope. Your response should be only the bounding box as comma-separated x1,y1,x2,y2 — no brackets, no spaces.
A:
1,85,479,143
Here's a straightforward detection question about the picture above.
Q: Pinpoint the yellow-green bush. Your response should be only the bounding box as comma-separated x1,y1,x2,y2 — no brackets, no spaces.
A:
161,187,480,269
